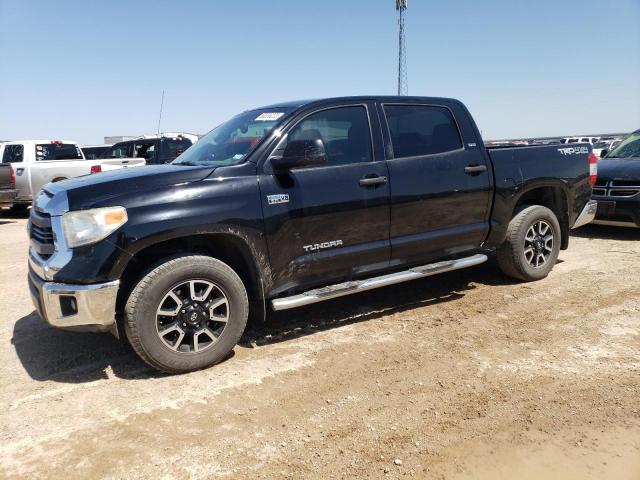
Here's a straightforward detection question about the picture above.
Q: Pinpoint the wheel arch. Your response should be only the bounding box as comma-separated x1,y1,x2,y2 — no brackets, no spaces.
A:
115,231,270,331
512,184,570,249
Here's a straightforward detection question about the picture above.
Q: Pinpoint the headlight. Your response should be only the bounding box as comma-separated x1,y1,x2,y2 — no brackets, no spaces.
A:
62,206,128,248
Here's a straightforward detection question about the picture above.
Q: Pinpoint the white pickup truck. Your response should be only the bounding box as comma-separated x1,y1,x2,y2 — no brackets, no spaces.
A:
0,140,145,205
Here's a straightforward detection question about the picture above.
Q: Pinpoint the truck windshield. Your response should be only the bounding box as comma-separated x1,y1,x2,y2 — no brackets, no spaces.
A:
172,108,292,166
36,143,83,161
606,133,640,159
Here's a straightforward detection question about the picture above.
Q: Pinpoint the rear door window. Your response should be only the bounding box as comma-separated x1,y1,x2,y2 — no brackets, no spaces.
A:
159,137,193,163
2,144,24,163
383,105,462,157
35,143,83,161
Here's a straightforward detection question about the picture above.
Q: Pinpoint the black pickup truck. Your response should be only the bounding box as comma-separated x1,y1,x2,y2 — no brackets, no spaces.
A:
27,96,598,373
0,163,18,208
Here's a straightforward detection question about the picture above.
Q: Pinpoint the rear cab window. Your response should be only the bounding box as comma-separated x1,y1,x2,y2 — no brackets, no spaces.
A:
101,142,132,158
35,143,83,161
383,104,462,158
2,144,24,163
133,141,156,160
81,146,109,159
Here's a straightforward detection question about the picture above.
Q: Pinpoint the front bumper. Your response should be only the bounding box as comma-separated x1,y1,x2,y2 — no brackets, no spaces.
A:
591,196,640,228
28,269,119,332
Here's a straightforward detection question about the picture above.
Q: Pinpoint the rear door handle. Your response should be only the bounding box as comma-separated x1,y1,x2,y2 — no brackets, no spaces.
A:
359,175,388,187
464,164,487,175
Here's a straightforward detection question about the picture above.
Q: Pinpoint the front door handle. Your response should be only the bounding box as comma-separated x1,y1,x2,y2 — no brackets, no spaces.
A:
16,168,24,175
359,175,388,187
464,164,487,175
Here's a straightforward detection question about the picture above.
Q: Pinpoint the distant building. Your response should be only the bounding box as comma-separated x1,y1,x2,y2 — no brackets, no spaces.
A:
104,135,138,144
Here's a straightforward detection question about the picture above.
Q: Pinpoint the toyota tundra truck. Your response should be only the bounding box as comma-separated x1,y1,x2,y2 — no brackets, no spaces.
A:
27,96,598,373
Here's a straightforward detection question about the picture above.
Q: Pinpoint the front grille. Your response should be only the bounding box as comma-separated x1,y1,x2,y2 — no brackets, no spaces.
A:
29,209,55,259
612,179,640,187
593,180,640,198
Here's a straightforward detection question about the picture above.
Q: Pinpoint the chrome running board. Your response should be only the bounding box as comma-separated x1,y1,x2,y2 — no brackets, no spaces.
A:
271,253,488,311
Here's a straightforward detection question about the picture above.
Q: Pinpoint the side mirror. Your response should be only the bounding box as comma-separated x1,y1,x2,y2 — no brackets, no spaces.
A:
271,139,327,172
599,149,608,159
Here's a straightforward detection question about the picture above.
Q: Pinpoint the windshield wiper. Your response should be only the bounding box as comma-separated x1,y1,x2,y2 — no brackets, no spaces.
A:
173,161,202,166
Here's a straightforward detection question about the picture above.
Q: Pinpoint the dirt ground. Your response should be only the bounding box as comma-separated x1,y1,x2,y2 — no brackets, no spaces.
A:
1,213,639,480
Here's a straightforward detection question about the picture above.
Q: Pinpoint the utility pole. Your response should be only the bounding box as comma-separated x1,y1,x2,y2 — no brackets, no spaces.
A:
396,0,408,96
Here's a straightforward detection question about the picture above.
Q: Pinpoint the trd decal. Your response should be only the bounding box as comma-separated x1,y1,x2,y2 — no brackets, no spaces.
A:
558,146,589,155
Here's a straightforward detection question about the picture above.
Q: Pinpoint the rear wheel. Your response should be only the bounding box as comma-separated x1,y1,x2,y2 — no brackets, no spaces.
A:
124,255,248,373
497,205,561,281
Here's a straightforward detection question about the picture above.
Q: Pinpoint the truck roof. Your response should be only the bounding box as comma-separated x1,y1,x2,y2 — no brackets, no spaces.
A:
1,139,78,145
256,95,460,111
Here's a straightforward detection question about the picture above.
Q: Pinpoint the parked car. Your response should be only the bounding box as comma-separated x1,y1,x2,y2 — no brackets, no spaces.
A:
99,135,193,165
561,136,600,145
592,140,611,158
81,145,112,160
592,129,640,227
0,163,18,208
27,96,597,373
0,140,146,205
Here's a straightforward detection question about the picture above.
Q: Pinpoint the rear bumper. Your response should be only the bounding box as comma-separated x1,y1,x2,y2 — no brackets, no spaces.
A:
28,269,119,333
0,188,18,207
571,200,598,229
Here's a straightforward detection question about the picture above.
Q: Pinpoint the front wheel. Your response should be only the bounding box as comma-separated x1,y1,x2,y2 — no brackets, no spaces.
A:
124,255,249,373
497,205,561,281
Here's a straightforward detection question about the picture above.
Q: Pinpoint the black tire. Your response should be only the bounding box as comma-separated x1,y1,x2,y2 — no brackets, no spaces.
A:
496,205,561,282
124,255,248,374
6,203,29,218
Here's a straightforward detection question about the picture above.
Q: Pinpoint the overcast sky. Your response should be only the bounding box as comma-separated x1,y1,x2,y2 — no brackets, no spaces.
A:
1,0,639,144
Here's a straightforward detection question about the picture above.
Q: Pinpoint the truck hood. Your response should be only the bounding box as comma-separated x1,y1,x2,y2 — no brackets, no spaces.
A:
597,158,640,181
44,164,216,212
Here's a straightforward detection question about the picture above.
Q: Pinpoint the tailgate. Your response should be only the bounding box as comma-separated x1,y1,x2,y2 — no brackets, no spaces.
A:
99,158,146,171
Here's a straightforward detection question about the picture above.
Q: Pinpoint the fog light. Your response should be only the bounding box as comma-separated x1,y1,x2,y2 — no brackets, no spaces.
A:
59,296,78,316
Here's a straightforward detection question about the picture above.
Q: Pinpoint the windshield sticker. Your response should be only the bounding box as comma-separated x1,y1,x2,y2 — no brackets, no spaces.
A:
255,112,284,122
233,154,245,160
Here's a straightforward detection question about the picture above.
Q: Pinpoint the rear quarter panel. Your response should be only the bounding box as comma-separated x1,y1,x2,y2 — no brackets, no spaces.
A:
486,144,592,247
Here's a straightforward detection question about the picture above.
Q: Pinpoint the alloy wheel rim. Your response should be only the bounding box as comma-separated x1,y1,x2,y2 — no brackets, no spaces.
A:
524,220,554,268
155,279,229,354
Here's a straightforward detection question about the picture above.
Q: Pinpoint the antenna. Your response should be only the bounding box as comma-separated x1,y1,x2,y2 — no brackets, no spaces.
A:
156,90,165,136
396,0,408,96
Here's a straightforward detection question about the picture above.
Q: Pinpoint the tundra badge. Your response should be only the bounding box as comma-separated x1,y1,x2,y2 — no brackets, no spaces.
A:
303,240,343,252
